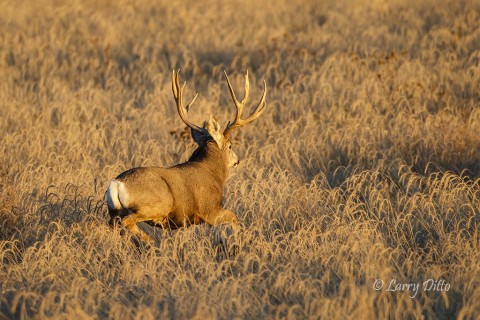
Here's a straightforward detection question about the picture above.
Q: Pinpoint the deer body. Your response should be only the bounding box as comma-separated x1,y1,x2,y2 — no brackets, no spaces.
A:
107,140,238,242
106,70,266,244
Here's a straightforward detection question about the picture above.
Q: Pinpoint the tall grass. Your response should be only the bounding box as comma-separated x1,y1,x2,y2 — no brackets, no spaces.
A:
1,0,479,318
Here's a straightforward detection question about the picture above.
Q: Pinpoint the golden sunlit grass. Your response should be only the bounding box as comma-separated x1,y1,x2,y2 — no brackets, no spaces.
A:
1,0,479,318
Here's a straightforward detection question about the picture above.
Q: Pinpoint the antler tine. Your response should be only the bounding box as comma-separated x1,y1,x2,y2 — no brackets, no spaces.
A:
172,69,202,132
223,71,267,138
224,71,243,116
240,79,266,123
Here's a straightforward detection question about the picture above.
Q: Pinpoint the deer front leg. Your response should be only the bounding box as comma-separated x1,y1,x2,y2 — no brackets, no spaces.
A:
203,209,239,259
203,208,239,232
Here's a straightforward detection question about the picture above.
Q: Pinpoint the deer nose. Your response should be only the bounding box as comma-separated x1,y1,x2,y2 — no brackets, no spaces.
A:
234,160,240,166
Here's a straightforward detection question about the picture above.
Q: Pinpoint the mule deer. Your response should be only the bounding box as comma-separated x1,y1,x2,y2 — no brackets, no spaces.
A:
106,70,267,244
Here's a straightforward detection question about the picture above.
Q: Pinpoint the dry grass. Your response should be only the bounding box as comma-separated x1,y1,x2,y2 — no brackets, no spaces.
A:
1,0,480,318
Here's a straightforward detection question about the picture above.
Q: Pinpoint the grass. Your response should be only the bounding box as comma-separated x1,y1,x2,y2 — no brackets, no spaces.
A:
0,0,479,318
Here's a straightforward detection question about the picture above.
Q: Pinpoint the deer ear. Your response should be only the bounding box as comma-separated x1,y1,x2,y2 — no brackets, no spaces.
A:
206,115,225,149
191,128,207,144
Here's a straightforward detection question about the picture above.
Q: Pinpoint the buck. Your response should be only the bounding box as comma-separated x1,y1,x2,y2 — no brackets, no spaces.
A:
106,70,267,244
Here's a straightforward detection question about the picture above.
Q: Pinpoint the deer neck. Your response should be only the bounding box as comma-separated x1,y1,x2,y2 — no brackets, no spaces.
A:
188,141,228,182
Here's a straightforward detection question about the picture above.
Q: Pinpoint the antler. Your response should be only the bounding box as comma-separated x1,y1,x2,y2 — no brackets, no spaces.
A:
223,70,267,138
172,70,203,133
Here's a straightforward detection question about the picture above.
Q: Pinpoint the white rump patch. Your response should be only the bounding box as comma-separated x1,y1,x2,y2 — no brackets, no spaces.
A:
106,180,129,210
117,181,130,208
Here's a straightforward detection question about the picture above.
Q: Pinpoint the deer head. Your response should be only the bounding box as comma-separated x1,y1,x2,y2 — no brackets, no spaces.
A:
172,70,267,168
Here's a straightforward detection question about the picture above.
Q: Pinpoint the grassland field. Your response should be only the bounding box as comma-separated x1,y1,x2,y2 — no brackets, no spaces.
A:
0,0,479,319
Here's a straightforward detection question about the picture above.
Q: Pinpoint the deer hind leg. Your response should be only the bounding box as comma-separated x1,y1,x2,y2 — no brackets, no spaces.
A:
119,214,156,245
